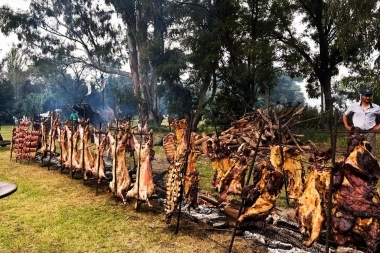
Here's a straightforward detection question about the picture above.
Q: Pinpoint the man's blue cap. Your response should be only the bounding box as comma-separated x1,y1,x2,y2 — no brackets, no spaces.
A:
361,88,372,95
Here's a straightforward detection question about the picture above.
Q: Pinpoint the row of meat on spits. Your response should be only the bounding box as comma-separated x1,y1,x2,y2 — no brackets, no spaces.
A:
201,129,380,252
9,113,380,252
58,118,157,209
9,115,200,219
10,116,157,210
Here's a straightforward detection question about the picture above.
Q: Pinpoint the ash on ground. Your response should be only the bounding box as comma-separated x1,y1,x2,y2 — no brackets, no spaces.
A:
181,204,364,253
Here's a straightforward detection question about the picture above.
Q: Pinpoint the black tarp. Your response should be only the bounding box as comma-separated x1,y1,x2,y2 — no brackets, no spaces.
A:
70,103,108,127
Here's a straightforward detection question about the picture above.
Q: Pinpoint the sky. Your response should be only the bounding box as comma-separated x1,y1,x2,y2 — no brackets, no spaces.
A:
0,0,30,58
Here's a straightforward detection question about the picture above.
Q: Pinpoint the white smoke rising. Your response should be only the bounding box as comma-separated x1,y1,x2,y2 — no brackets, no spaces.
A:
85,80,92,96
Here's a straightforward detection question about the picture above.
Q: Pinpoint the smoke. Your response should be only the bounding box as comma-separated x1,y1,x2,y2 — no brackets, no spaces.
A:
85,80,92,96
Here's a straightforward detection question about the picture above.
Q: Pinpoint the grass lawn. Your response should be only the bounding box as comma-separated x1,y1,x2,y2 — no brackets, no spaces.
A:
0,125,252,253
0,123,379,252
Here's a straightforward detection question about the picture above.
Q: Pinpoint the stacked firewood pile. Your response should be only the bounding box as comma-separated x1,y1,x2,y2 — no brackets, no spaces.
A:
10,120,40,160
197,102,309,155
192,103,309,204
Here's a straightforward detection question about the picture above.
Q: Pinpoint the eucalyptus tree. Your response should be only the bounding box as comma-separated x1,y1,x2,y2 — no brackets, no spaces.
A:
108,0,173,124
3,47,30,101
168,0,279,128
269,0,379,112
0,0,165,124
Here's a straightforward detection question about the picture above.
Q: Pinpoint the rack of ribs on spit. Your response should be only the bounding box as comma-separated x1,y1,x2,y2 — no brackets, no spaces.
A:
75,119,94,180
39,120,48,157
64,126,81,174
163,119,200,223
57,126,68,163
49,117,58,155
218,146,251,203
39,116,58,158
183,144,200,211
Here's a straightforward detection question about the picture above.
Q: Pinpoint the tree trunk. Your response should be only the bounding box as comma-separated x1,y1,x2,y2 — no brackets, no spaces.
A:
125,2,163,127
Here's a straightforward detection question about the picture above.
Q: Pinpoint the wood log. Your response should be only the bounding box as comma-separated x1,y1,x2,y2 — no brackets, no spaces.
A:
198,193,219,206
194,136,210,146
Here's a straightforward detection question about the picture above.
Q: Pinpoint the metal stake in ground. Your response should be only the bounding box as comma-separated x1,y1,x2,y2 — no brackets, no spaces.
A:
325,109,338,252
70,120,74,178
278,119,290,206
27,115,35,165
135,129,143,210
96,122,102,195
114,120,119,196
245,121,265,185
228,121,265,253
174,115,194,235
81,104,87,183
47,114,55,170
81,122,85,183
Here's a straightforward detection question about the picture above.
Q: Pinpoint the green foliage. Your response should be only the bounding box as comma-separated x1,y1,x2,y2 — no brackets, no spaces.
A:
204,90,254,130
0,77,15,123
167,0,279,128
159,82,193,119
1,0,380,130
14,93,44,116
268,0,378,111
111,76,138,115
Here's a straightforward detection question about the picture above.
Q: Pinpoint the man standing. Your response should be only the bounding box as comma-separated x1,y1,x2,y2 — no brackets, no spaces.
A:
343,88,380,154
70,111,79,130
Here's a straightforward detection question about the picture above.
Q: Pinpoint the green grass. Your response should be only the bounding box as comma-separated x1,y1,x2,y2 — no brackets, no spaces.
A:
0,124,251,253
1,123,379,252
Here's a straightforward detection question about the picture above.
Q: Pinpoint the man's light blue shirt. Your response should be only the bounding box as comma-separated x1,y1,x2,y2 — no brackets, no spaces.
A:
344,102,380,130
